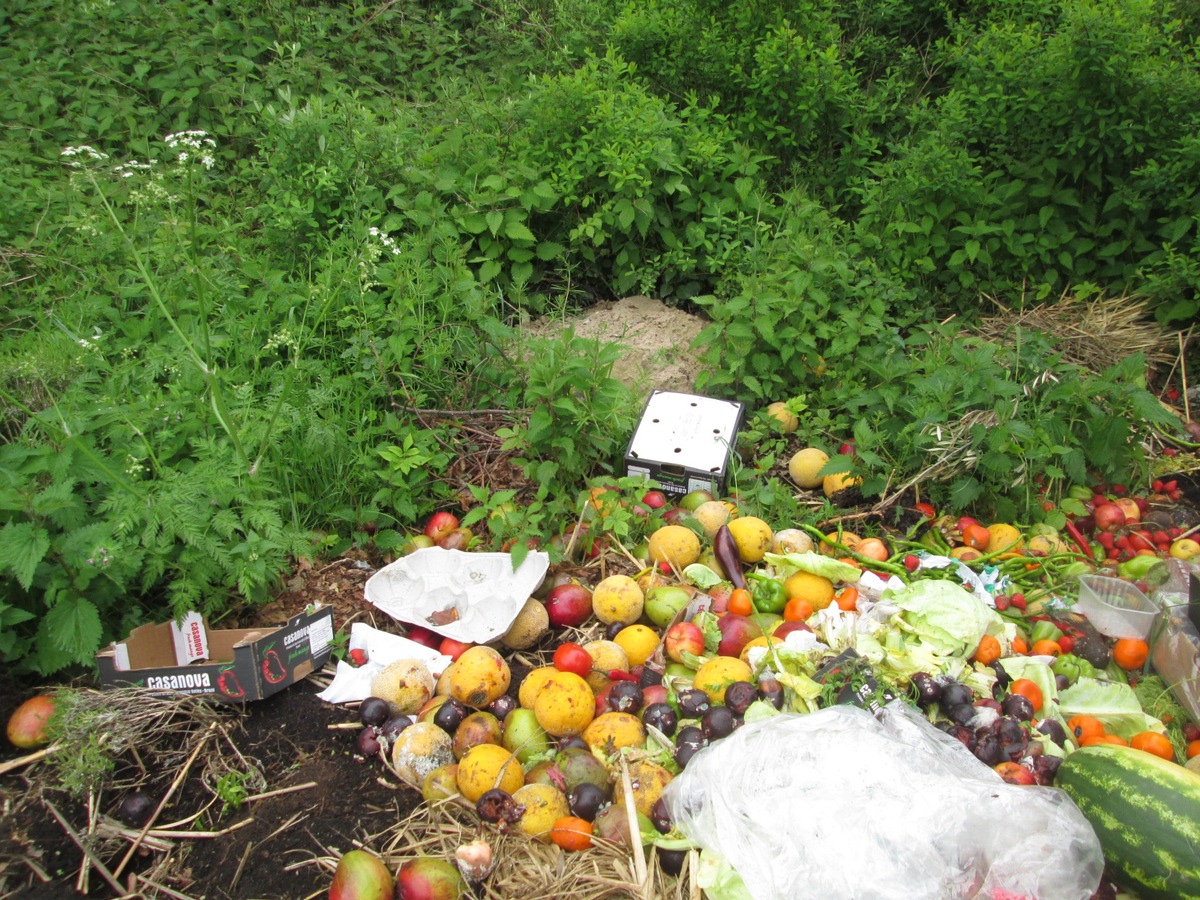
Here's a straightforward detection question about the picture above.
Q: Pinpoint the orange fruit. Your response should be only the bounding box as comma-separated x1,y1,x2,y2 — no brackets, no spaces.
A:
549,816,594,852
833,586,859,612
727,588,754,617
782,596,814,622
962,523,990,551
1130,731,1176,762
613,624,660,668
1187,740,1200,759
1067,715,1106,743
1009,678,1043,713
1081,733,1128,747
1112,638,1149,671
1030,639,1062,658
973,634,1001,666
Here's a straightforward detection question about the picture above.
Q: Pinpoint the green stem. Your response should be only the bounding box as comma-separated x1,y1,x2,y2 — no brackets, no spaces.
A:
88,173,251,471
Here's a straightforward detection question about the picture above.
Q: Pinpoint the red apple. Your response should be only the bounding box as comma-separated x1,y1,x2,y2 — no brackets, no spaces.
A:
664,621,705,663
6,695,55,750
545,583,593,629
955,515,979,534
838,441,856,456
1113,497,1141,524
438,637,474,662
641,490,668,509
1093,503,1126,533
772,621,813,639
424,511,460,542
705,582,734,615
405,624,442,649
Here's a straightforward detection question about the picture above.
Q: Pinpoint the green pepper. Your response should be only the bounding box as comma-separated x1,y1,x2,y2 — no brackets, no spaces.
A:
748,574,788,615
1030,620,1064,644
1051,653,1095,681
1117,554,1162,581
1067,485,1095,501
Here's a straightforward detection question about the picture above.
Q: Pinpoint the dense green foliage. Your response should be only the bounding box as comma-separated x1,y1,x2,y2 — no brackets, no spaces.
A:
1,0,1196,674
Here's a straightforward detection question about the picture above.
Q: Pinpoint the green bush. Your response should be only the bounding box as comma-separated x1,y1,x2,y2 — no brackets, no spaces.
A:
841,327,1178,522
516,53,774,299
854,0,1200,319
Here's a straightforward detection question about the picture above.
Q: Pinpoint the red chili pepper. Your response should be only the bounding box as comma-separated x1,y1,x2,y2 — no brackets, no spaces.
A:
608,669,639,682
1062,520,1094,559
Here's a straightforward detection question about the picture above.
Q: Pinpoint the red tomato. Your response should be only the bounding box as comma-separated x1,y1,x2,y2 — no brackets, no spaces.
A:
913,502,936,520
553,642,593,678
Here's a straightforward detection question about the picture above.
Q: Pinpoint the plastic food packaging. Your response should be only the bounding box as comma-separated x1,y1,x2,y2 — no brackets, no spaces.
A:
1074,574,1158,640
364,547,549,643
662,703,1104,900
1148,558,1200,720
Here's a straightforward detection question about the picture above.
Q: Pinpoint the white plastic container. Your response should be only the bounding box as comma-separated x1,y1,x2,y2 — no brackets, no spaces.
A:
1074,574,1158,640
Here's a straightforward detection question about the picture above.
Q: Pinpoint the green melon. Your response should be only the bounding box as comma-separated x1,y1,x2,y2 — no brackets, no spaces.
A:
1056,743,1200,900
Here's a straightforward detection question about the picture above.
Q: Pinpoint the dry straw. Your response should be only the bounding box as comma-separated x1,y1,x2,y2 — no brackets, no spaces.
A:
974,288,1179,373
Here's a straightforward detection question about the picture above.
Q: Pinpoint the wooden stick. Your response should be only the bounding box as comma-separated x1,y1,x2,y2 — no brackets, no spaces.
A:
42,798,126,896
134,818,252,839
129,872,201,900
618,757,649,896
1180,327,1193,424
0,742,59,776
244,781,318,803
111,722,215,881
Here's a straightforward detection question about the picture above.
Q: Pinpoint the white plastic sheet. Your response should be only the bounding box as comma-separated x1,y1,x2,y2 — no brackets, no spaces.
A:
663,703,1104,900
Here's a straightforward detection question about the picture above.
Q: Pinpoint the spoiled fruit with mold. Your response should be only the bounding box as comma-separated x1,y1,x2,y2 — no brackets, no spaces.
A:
370,660,434,717
447,646,511,709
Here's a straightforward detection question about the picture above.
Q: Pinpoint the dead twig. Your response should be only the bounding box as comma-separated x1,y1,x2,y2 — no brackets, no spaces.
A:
111,722,216,881
0,741,59,776
42,797,126,896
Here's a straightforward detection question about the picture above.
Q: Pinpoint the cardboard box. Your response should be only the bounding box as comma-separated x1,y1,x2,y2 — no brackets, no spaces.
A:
624,390,744,496
95,605,335,702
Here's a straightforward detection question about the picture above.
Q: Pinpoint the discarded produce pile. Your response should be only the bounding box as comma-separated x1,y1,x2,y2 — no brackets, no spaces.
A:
319,468,1200,900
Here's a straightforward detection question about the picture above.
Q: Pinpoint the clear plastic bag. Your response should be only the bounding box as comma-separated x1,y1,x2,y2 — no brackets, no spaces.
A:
662,703,1104,900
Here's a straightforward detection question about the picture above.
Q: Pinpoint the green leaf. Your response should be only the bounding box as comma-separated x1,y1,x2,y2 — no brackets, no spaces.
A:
44,596,103,659
505,220,536,242
535,241,565,261
0,522,51,591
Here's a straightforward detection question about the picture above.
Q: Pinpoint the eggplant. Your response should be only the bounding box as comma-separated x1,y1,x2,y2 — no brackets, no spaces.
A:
713,524,746,590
